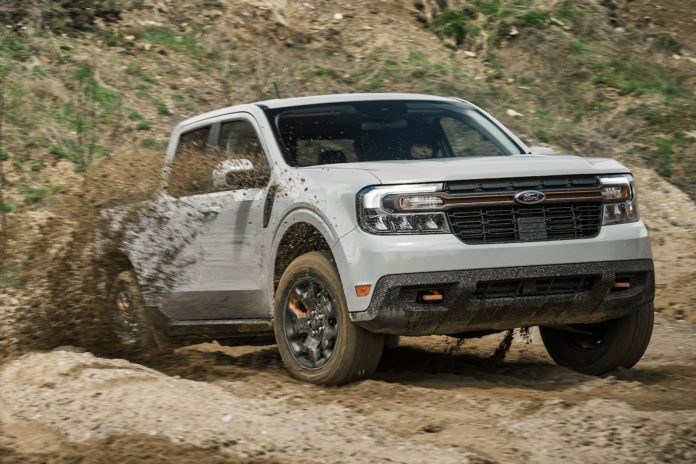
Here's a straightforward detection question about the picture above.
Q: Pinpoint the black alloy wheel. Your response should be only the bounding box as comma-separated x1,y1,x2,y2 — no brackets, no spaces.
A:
284,276,339,369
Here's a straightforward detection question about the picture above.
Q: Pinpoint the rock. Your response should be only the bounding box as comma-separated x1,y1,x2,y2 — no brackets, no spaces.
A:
613,27,626,34
420,424,444,433
463,51,477,58
53,346,86,353
204,10,224,19
508,25,519,37
506,109,524,117
333,13,343,20
102,426,120,436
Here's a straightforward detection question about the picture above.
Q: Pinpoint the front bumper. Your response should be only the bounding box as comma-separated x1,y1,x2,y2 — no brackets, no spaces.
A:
335,220,652,312
349,259,654,335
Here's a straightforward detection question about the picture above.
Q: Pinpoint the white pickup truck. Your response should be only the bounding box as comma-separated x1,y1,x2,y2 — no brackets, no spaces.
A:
104,93,654,385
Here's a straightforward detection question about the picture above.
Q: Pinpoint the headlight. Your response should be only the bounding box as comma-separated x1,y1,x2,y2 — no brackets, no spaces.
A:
357,184,451,234
600,175,639,225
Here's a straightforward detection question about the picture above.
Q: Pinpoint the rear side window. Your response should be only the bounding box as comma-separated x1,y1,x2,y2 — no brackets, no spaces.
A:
169,126,212,197
176,126,210,155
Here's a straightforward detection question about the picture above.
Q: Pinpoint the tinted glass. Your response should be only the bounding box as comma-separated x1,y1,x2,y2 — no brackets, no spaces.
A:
169,126,212,197
265,100,522,167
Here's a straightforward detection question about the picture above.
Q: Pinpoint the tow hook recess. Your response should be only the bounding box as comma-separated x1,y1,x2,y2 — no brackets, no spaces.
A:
418,289,444,303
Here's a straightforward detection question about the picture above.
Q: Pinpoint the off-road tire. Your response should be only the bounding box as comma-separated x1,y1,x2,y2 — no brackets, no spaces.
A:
273,251,384,385
384,335,400,350
540,302,654,375
109,270,167,354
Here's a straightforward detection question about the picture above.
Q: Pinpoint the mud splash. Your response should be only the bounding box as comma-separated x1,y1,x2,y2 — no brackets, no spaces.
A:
0,148,164,360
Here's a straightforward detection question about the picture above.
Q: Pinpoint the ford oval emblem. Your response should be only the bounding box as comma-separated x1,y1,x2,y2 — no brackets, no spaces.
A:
514,190,546,205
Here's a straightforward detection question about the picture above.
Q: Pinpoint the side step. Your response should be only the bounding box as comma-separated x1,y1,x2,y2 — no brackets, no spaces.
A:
166,318,274,344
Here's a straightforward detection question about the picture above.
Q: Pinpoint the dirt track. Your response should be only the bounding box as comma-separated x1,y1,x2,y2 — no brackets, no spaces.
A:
0,313,694,464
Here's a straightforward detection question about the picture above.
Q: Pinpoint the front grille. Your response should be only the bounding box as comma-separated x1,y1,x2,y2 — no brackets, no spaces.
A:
444,175,604,244
473,275,595,299
448,202,603,244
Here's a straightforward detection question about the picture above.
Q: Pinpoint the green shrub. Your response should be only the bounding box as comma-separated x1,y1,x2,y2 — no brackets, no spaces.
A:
49,145,67,160
1,202,15,214
19,187,48,204
430,10,480,45
127,110,144,120
0,148,8,161
654,138,675,177
0,34,30,60
519,10,551,26
155,100,171,116
312,67,332,77
142,138,160,149
140,26,204,58
593,60,690,98
654,32,682,54
475,0,502,15
30,160,44,172
136,120,151,131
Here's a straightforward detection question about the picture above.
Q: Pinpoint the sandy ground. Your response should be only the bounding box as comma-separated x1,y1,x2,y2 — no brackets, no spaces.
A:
0,314,694,464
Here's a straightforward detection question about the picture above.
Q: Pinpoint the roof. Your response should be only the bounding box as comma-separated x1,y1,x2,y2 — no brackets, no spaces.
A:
174,93,462,130
255,92,459,109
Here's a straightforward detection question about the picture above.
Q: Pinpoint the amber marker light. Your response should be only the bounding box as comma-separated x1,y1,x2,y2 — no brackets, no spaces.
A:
355,285,372,297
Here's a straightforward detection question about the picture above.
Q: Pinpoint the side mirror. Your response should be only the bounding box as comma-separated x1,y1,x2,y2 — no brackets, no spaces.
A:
530,146,555,155
212,159,254,189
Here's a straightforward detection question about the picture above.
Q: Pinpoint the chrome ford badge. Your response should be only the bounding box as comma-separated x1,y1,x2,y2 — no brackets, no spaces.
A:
514,190,546,205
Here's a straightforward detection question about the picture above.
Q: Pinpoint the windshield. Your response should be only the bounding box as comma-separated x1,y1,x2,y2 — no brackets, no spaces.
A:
264,100,523,167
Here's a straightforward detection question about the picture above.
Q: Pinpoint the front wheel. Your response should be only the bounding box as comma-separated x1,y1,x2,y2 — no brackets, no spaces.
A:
540,302,654,375
273,251,384,385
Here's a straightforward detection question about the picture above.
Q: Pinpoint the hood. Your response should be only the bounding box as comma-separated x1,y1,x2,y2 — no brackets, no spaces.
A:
325,155,630,185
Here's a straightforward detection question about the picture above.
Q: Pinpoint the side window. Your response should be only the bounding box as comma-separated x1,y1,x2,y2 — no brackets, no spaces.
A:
439,117,504,157
169,125,213,198
218,120,271,189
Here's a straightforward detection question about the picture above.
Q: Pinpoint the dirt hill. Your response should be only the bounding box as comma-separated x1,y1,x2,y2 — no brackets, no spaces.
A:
0,2,695,462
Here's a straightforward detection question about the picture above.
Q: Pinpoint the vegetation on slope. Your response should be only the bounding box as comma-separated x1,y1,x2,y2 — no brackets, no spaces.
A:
0,0,694,219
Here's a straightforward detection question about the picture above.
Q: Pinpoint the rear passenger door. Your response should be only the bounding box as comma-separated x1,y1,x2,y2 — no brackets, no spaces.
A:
161,114,275,321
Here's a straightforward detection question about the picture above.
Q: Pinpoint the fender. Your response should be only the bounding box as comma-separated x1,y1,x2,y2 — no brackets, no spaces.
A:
266,206,356,303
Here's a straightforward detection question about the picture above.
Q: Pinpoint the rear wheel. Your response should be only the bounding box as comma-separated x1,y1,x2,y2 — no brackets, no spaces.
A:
273,251,384,385
540,302,654,375
109,270,166,354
